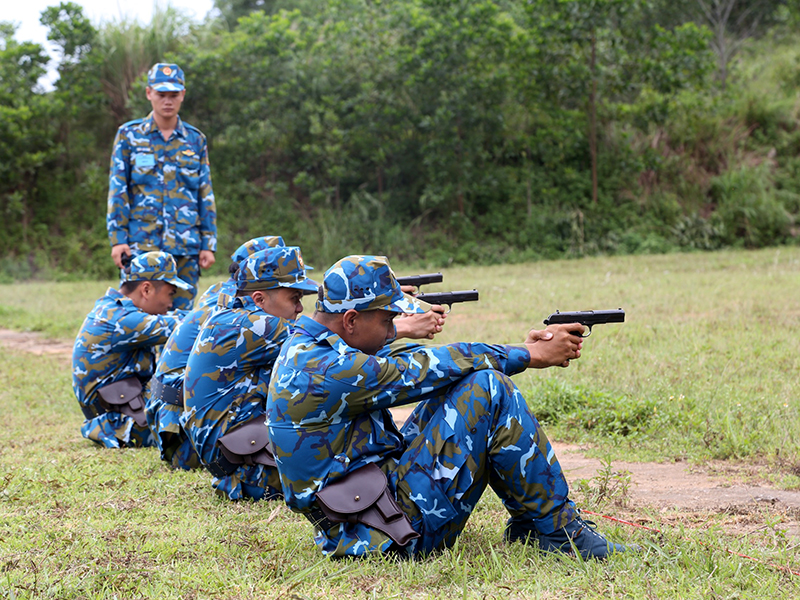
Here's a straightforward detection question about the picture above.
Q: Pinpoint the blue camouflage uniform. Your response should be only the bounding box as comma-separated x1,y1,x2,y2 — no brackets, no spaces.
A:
144,236,287,470
266,256,578,558
107,63,217,311
182,246,318,499
72,252,192,448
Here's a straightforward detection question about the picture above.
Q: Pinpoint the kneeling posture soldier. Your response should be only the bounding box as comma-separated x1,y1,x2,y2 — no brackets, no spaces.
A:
144,235,286,470
181,246,319,500
72,252,191,448
266,255,636,559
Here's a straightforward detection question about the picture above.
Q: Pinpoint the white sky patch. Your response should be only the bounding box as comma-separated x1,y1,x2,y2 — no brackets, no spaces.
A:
5,1,215,89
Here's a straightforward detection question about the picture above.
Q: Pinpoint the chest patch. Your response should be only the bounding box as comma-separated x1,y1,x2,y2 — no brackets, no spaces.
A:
134,153,156,168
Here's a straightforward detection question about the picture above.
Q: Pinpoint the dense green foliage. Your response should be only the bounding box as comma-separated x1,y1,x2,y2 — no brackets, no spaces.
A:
1,0,800,279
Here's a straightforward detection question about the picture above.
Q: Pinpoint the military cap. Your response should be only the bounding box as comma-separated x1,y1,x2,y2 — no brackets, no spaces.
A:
230,236,286,265
236,246,319,293
316,255,431,314
125,251,193,290
147,63,185,92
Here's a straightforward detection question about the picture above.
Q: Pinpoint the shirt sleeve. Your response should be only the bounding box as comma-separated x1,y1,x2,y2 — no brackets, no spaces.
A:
234,313,289,371
326,342,531,416
108,309,183,351
196,136,217,252
107,128,131,247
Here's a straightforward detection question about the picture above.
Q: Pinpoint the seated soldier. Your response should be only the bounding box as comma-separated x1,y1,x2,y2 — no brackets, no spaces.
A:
181,246,319,501
266,255,635,560
145,235,286,470
73,251,191,448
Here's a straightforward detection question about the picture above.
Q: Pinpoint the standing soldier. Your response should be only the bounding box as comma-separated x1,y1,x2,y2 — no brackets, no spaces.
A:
145,236,286,470
73,252,191,448
107,62,217,311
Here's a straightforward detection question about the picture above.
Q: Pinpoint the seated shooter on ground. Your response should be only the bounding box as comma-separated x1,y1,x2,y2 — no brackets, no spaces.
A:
144,235,286,470
181,246,319,500
266,255,635,559
72,252,191,448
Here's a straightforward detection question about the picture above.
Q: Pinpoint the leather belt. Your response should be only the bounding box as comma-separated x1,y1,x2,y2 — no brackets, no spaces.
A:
305,507,335,533
206,453,240,479
150,377,183,407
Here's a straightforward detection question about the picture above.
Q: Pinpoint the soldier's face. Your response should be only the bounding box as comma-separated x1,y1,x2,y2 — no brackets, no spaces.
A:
256,288,305,321
139,281,177,315
146,88,185,120
351,309,398,355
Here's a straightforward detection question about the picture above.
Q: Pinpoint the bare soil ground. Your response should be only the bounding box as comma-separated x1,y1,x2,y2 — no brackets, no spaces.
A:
5,328,800,541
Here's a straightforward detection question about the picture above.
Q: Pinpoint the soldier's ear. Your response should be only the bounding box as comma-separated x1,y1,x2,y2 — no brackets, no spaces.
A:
342,310,359,334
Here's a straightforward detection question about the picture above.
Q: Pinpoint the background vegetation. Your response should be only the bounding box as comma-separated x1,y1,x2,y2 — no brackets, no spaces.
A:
3,0,800,280
2,248,800,598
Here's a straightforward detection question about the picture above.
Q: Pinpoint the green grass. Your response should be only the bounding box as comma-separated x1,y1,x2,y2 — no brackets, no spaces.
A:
2,248,800,598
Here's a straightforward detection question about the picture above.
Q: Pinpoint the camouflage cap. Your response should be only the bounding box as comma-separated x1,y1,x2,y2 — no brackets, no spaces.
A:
147,63,185,92
316,255,431,314
236,246,319,293
125,251,193,291
230,236,286,265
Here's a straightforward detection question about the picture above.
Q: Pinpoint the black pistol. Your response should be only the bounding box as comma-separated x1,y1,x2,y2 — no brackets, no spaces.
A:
543,308,625,337
417,290,479,311
396,272,444,289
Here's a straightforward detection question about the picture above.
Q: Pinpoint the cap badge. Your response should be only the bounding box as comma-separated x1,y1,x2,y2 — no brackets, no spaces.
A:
162,66,172,76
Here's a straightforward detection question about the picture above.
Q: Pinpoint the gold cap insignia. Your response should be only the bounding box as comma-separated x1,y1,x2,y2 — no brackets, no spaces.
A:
162,66,172,76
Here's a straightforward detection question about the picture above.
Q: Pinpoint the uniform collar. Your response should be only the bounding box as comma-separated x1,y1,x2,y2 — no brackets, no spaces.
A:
294,314,342,345
219,292,258,311
141,112,187,139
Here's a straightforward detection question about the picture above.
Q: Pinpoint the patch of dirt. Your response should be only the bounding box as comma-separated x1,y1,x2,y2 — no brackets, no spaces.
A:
3,328,799,540
389,405,800,540
0,328,73,362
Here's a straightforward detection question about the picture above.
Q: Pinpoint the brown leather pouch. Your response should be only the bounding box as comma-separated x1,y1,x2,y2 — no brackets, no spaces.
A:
97,378,147,427
217,415,276,468
315,463,419,547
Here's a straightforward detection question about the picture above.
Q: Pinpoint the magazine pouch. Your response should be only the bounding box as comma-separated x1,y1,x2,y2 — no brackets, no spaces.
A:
315,463,419,547
97,378,146,427
216,415,276,469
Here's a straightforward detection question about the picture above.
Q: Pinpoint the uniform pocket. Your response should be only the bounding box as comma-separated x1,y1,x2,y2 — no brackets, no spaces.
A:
176,152,201,190
401,463,458,533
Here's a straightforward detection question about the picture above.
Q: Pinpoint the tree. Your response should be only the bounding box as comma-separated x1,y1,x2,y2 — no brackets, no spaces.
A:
0,23,59,250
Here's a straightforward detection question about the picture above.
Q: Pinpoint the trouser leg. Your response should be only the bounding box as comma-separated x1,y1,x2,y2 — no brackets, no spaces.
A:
393,370,575,555
172,255,199,311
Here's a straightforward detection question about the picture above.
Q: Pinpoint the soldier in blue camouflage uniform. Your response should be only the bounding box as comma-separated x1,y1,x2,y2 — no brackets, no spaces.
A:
182,246,320,500
267,255,635,560
107,62,217,311
145,236,286,470
73,252,192,448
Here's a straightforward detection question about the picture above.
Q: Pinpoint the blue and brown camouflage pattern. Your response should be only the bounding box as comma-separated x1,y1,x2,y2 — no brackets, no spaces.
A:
148,63,184,92
107,111,217,258
230,236,285,266
144,236,291,467
181,291,290,500
144,281,225,469
235,246,318,293
124,251,192,290
267,318,576,557
317,255,429,314
73,287,185,448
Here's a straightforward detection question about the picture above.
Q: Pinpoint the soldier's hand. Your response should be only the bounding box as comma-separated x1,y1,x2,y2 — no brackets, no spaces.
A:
199,250,216,269
394,306,447,340
111,244,132,269
524,323,584,368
